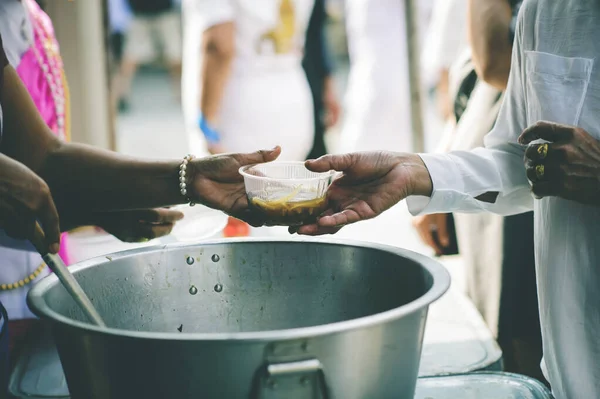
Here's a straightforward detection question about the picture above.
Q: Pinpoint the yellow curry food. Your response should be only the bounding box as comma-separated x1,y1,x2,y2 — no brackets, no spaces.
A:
249,188,327,226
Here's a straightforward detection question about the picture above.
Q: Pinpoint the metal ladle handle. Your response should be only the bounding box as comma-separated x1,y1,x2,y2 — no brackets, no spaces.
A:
31,223,106,327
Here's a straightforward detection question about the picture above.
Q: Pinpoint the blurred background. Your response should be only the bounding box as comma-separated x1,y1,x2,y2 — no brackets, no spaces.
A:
40,0,456,278
9,2,547,393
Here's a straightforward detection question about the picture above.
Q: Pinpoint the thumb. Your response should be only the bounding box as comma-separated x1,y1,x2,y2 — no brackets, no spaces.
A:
305,153,356,173
437,215,450,248
238,146,281,166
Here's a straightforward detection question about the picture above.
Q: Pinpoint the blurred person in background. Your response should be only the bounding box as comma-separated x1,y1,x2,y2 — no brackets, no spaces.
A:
417,0,543,382
421,0,468,124
0,0,185,371
303,0,340,160
116,0,182,111
107,0,132,112
339,0,432,153
181,0,317,237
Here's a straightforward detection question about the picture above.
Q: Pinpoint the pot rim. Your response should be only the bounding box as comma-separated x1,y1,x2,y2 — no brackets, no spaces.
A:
27,238,450,342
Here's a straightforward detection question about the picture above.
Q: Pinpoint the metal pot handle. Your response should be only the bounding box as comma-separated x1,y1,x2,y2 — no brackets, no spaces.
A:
251,358,330,399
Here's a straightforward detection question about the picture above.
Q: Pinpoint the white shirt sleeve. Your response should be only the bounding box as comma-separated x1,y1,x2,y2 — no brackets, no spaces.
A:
186,0,235,31
408,12,533,217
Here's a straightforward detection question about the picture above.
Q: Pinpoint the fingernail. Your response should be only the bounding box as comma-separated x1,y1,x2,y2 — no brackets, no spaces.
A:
50,243,60,254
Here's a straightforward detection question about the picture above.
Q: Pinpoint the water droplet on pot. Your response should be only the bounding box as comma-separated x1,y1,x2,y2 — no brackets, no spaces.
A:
211,254,220,262
214,283,223,293
186,256,194,265
189,285,198,295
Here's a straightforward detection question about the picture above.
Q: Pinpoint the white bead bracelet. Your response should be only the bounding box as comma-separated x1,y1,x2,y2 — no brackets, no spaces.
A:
179,154,196,206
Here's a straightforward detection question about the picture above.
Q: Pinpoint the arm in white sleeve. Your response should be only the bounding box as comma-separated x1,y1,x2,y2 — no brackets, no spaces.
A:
408,13,532,217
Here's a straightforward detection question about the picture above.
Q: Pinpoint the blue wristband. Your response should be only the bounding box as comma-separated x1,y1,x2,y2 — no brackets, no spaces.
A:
198,114,221,144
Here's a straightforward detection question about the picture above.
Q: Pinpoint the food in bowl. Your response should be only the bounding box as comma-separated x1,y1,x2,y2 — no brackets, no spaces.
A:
240,162,335,226
249,189,327,226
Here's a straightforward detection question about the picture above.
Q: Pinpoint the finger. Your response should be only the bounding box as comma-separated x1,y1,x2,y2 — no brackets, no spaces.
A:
131,222,175,241
437,215,450,248
317,209,362,227
417,225,443,256
526,164,547,183
295,224,342,236
37,191,61,254
137,208,185,224
518,121,574,145
305,153,356,173
0,202,35,241
524,142,553,163
412,217,437,252
236,146,281,166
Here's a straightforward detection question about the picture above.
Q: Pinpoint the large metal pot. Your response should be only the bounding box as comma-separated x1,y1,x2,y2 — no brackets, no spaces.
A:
28,239,450,399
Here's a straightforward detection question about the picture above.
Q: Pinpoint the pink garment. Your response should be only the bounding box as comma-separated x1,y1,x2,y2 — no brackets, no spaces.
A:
16,0,71,265
16,46,60,134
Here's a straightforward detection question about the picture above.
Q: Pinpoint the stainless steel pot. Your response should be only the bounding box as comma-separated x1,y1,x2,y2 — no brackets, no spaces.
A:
28,238,450,399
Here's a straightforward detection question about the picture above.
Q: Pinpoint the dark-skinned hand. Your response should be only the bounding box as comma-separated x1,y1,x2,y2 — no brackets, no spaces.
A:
189,147,281,226
0,154,60,253
519,121,600,205
292,152,433,236
93,208,184,243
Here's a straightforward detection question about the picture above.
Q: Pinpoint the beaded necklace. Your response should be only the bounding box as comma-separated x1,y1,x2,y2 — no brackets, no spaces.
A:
25,0,71,142
0,0,71,291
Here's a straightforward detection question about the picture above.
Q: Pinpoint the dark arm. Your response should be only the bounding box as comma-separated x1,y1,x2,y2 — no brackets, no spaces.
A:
1,65,187,218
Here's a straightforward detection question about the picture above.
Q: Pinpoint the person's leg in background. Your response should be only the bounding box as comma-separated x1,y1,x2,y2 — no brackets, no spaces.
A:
156,9,183,102
109,30,127,112
117,14,156,111
498,211,547,385
303,0,337,160
306,84,327,160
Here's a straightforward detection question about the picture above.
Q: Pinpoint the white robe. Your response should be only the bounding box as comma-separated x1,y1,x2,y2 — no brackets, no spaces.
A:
408,2,600,397
181,0,315,161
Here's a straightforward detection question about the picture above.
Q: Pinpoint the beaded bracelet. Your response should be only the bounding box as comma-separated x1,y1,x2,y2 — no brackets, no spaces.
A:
179,154,196,206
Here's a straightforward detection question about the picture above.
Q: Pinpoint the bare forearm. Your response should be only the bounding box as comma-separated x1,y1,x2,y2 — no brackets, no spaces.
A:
1,66,186,221
40,143,184,214
468,0,512,90
200,23,235,123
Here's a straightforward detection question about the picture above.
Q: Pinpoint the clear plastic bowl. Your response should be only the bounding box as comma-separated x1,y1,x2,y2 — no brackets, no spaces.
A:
239,161,335,226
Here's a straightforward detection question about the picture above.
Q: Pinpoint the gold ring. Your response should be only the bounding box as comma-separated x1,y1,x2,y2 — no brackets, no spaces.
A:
537,143,549,160
535,164,545,180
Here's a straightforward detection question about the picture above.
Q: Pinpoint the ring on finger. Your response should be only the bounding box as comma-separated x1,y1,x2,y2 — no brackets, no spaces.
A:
537,143,549,160
535,164,545,180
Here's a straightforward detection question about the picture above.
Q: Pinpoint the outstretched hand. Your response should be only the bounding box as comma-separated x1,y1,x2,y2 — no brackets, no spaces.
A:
189,146,281,225
95,208,184,242
293,152,432,235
